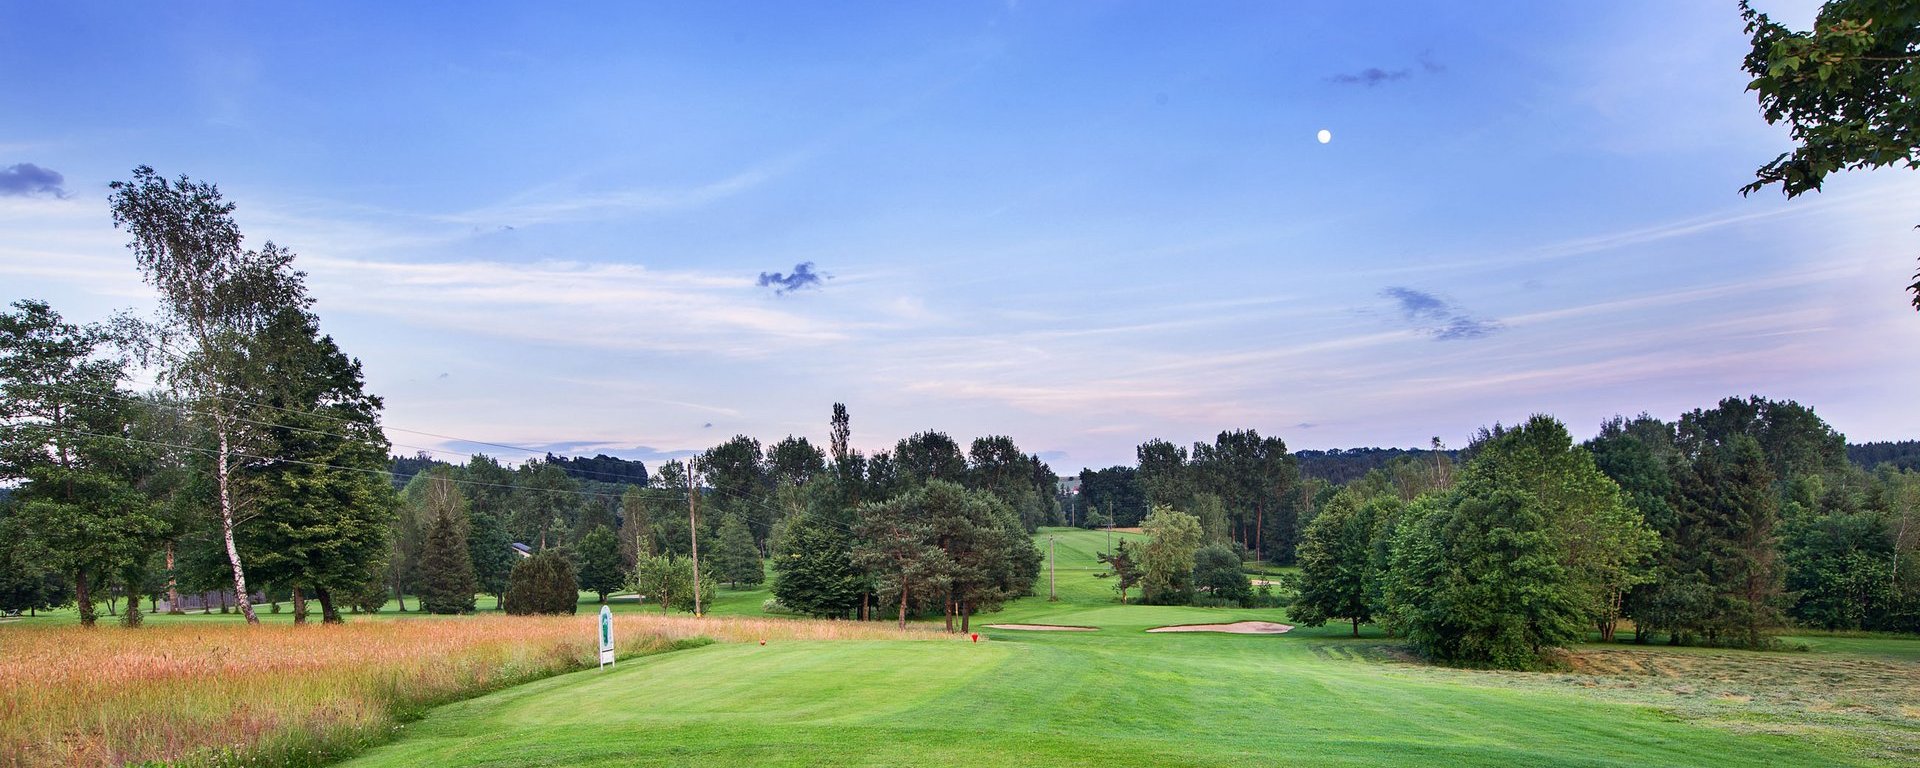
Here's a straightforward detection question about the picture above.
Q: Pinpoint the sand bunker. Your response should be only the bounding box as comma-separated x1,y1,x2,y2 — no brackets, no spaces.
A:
984,624,1100,632
1146,621,1294,634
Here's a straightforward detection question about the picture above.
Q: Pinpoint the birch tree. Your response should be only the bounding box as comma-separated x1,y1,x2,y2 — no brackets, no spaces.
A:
109,166,313,624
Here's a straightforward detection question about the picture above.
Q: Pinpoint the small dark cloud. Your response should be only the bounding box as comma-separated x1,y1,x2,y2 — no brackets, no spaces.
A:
1295,422,1317,430
436,372,450,379
0,163,67,198
757,262,824,296
1379,286,1502,342
1434,316,1501,340
1382,287,1450,320
702,422,714,429
1329,67,1410,87
1329,54,1445,87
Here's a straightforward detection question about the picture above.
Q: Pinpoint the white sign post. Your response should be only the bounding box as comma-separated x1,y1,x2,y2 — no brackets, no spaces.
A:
598,605,615,669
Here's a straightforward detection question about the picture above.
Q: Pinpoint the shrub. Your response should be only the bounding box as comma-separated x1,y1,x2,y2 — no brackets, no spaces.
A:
503,551,578,615
1192,544,1251,606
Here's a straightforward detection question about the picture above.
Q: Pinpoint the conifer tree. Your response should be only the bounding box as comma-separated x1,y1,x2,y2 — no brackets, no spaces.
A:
710,511,764,587
416,469,476,614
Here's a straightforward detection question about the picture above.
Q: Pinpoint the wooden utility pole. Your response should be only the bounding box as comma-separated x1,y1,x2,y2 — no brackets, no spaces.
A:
1048,535,1057,601
686,458,703,618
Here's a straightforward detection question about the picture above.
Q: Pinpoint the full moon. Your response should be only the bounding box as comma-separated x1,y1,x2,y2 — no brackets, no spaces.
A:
1317,129,1332,144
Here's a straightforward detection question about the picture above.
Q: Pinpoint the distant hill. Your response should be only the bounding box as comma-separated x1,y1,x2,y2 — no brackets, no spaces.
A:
1849,440,1920,472
543,453,649,487
1295,447,1459,486
390,452,450,489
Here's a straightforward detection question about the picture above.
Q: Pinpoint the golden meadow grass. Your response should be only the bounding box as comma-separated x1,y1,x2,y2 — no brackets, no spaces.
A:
0,613,953,767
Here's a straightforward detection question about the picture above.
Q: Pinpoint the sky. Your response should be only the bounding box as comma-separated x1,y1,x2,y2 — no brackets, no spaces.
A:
3,1,1918,474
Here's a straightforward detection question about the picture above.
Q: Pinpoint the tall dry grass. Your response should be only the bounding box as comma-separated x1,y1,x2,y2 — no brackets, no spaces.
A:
0,613,950,767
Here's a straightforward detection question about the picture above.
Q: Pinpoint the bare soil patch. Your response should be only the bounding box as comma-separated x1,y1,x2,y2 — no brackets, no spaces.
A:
984,624,1100,632
1147,621,1293,634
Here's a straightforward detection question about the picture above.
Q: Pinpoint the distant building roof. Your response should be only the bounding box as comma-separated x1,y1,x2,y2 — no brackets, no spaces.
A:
509,542,534,557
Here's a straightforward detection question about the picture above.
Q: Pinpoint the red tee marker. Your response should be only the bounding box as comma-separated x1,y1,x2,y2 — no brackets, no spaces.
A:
970,633,978,643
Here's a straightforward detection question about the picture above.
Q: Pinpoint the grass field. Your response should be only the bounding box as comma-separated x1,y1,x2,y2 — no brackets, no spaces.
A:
0,611,950,767
324,527,1920,767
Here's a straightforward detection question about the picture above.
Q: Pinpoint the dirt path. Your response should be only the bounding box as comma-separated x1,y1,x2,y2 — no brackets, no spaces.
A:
1147,621,1293,634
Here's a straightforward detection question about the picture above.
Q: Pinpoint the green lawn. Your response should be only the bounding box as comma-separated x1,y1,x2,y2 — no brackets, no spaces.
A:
335,527,1920,767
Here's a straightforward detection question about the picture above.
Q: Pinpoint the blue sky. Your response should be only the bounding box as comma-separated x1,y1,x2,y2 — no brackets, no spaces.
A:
3,1,1917,473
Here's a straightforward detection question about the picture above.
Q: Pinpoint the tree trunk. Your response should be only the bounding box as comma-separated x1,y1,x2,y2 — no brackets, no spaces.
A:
219,589,228,613
1255,504,1264,566
292,586,309,625
315,587,343,624
897,586,909,629
943,596,955,633
75,570,95,627
106,592,117,616
165,541,181,613
215,428,260,624
121,582,143,628
1351,616,1359,637
961,600,972,634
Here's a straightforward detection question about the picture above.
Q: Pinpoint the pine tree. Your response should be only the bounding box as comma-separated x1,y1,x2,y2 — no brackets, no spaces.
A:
415,468,476,614
771,508,866,618
710,512,764,587
1096,540,1141,604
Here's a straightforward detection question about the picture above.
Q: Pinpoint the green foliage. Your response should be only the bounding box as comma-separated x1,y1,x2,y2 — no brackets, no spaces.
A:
630,551,710,614
708,512,764,588
851,488,950,625
465,502,513,603
416,473,477,615
770,488,867,618
574,525,624,602
1191,429,1299,563
1095,539,1142,604
0,300,165,626
1382,416,1656,669
1740,0,1920,306
1292,491,1380,634
502,550,577,615
235,309,394,622
1191,543,1250,606
1078,467,1144,527
1139,506,1202,605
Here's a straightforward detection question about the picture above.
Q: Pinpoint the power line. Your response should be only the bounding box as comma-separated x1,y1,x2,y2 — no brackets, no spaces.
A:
30,381,671,489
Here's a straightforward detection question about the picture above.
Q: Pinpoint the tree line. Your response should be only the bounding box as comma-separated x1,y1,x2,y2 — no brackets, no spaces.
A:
1282,399,1920,669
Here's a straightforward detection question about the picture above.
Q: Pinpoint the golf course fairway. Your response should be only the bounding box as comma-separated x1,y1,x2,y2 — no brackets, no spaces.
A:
338,531,1911,767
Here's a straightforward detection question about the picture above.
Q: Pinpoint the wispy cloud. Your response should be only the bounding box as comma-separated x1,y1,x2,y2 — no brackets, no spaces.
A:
758,262,825,295
1381,287,1501,341
300,255,851,356
434,154,805,228
0,163,67,198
